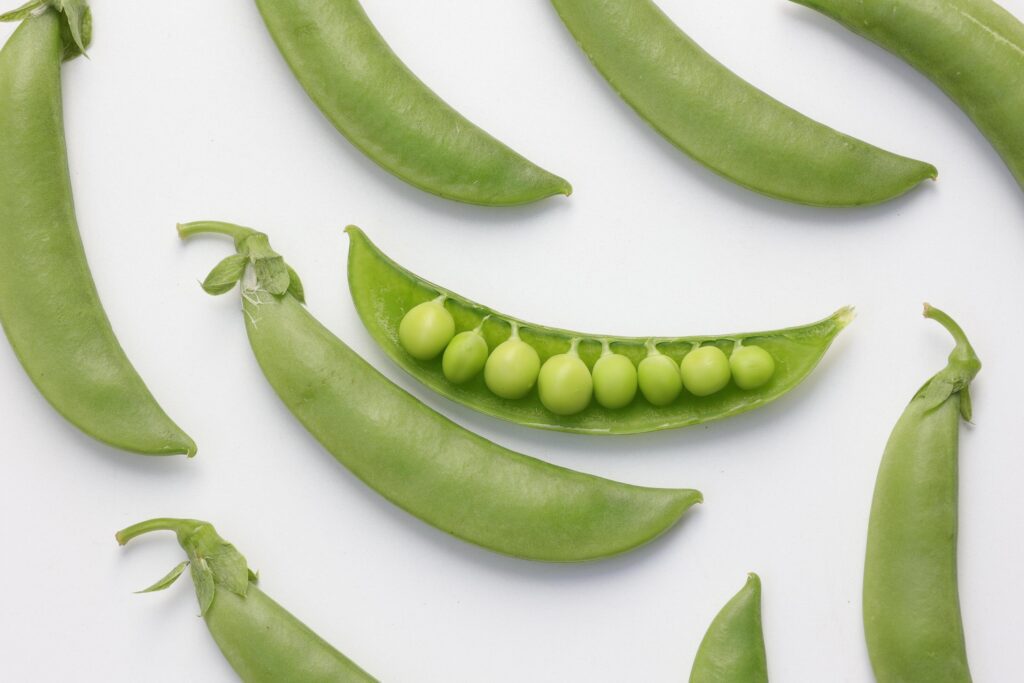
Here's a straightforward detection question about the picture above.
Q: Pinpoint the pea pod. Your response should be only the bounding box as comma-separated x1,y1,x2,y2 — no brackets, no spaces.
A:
346,226,852,435
253,0,570,206
180,221,702,562
863,305,979,682
116,518,377,682
689,574,768,683
548,0,936,206
791,0,1024,192
0,2,194,456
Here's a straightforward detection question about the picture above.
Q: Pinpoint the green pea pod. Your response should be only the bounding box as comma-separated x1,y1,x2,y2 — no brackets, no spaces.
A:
689,574,769,683
0,3,194,456
116,518,377,682
548,0,936,206
252,0,570,206
179,221,702,562
863,305,979,682
791,0,1024,192
346,226,852,435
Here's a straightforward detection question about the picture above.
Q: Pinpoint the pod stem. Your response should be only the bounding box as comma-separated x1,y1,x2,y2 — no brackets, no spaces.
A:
116,517,201,545
177,221,258,247
919,304,981,419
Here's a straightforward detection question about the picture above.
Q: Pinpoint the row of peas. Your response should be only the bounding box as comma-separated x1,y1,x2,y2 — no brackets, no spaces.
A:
399,299,777,416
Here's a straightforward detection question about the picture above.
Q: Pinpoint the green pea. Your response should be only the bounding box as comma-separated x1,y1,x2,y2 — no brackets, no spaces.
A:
442,330,488,384
398,299,454,360
538,346,593,415
484,334,540,399
638,351,682,406
730,345,776,390
681,346,731,397
592,351,637,409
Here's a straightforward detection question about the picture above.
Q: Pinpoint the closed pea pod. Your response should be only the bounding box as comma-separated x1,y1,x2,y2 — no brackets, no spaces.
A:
116,518,377,682
689,574,769,683
863,305,979,682
0,1,194,456
791,0,1024,193
548,0,936,206
252,0,570,206
347,227,852,435
181,221,702,561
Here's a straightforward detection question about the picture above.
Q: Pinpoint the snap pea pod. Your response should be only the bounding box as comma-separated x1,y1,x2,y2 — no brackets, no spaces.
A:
180,221,701,562
116,518,377,682
346,226,852,435
548,0,936,206
0,2,194,456
863,305,979,682
252,0,570,206
791,0,1024,192
689,574,768,683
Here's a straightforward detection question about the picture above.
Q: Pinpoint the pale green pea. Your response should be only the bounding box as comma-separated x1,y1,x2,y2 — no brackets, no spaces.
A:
730,344,776,390
681,345,731,397
538,341,593,415
398,298,454,360
442,329,489,384
592,347,637,409
638,346,682,406
484,329,540,399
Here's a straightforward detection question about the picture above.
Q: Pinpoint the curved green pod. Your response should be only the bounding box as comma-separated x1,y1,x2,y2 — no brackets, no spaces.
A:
253,0,570,206
116,518,377,682
548,0,936,206
180,221,701,562
346,226,852,435
791,0,1024,192
689,574,769,683
863,305,978,682
0,3,194,456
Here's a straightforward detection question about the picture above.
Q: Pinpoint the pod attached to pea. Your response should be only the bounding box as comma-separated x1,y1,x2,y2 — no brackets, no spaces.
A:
116,518,378,682
348,227,853,435
181,222,702,561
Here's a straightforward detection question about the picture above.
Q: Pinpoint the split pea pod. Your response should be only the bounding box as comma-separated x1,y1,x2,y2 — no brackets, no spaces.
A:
689,574,769,683
548,0,936,206
116,518,377,682
179,221,702,562
791,0,1024,192
0,2,194,456
252,0,570,206
863,305,979,682
347,226,852,435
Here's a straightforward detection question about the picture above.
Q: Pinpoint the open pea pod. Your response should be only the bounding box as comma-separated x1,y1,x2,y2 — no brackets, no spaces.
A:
346,227,852,435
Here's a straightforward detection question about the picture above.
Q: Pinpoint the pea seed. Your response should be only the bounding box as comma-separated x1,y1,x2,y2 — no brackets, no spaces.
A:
730,344,776,390
638,347,682,406
442,329,489,384
398,298,454,360
681,345,731,397
484,330,540,399
538,341,593,415
592,349,637,409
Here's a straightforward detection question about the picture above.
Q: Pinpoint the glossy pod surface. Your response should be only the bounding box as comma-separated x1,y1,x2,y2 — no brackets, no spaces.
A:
253,0,570,206
792,0,1024,191
116,518,377,682
548,0,936,206
0,6,193,456
863,306,978,682
347,227,852,435
689,574,769,683
181,222,702,562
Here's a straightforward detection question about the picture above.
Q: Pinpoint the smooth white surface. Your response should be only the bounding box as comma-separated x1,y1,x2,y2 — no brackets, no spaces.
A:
1,0,1022,680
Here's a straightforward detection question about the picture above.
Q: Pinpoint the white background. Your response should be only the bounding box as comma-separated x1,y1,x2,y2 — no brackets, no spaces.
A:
2,0,1022,680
